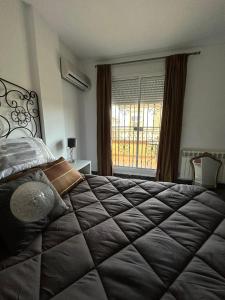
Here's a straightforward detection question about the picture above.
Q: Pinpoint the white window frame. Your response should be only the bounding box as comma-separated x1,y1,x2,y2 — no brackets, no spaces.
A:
112,73,164,176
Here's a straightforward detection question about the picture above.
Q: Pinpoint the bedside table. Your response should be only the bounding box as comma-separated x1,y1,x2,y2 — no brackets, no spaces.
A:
72,160,91,175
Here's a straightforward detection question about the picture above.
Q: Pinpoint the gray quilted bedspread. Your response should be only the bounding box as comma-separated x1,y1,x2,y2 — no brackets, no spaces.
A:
1,175,225,300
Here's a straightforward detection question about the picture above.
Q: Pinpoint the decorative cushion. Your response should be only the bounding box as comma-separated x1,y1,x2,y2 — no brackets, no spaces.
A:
0,157,84,196
41,157,84,195
0,137,55,180
0,170,68,254
10,182,55,222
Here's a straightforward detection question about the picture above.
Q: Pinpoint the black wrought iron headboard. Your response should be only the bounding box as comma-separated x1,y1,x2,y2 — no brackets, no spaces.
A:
0,77,42,139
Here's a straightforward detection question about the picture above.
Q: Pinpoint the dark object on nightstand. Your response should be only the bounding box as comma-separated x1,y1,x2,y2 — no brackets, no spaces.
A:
67,138,76,148
67,138,76,162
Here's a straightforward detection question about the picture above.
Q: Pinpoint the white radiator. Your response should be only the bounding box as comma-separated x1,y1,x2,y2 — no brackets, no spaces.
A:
179,149,225,183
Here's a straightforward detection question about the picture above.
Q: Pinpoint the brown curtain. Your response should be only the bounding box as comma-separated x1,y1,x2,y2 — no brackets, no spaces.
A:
156,54,188,182
97,64,112,176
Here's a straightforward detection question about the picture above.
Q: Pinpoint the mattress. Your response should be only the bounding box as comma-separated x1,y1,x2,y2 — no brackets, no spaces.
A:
1,175,225,299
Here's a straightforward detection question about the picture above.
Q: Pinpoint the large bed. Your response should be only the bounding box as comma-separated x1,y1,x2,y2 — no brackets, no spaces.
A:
1,78,225,300
1,175,225,299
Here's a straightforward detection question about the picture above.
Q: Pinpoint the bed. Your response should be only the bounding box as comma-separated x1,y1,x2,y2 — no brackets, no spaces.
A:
1,78,225,299
0,175,225,299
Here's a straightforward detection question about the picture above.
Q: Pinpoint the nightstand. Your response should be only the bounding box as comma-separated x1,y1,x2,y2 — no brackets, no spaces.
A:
72,160,92,175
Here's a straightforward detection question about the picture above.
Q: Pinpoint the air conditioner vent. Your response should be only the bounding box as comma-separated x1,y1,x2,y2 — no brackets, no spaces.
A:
60,57,90,91
67,73,89,89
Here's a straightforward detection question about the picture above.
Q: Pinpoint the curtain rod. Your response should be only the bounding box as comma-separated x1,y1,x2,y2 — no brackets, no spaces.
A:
95,51,201,67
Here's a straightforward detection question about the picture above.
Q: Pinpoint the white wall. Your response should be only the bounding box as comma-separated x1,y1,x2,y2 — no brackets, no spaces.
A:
80,62,97,169
59,42,85,160
0,0,32,88
181,43,225,152
0,0,82,159
31,8,68,158
82,43,225,173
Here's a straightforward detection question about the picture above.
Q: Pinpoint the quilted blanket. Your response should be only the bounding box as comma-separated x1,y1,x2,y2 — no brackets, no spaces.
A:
1,175,225,300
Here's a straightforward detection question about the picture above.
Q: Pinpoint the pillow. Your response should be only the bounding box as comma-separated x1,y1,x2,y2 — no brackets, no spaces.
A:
0,137,55,180
0,157,84,195
41,157,84,195
10,181,55,222
0,169,68,255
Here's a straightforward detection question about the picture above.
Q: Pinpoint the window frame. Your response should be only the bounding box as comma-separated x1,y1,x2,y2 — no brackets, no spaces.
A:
111,73,164,175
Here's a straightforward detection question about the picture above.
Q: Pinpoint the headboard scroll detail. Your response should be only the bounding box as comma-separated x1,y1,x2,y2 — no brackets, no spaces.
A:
0,77,42,139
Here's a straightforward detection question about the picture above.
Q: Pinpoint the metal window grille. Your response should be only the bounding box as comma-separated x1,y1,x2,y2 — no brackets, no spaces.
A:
112,75,164,170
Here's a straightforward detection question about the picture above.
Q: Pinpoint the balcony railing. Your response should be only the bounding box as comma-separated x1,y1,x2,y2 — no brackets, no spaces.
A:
112,126,160,169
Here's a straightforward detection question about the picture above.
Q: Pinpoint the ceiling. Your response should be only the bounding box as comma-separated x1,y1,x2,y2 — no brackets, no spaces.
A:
25,0,225,60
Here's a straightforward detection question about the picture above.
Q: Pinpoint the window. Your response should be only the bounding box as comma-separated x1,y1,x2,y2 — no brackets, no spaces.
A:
112,75,164,174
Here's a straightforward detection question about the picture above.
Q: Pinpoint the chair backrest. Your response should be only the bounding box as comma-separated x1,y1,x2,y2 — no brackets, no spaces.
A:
190,152,222,188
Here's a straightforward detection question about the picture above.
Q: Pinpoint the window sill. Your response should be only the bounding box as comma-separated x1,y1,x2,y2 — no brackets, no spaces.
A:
112,166,156,177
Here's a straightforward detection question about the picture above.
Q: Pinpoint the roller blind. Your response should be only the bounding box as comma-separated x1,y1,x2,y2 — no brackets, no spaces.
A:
140,76,164,102
112,75,164,103
112,78,139,103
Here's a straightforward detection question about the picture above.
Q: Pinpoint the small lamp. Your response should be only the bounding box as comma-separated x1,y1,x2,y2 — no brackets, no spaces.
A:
67,138,76,162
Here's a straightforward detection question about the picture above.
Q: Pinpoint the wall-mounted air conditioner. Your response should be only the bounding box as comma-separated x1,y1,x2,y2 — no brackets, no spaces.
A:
60,57,91,91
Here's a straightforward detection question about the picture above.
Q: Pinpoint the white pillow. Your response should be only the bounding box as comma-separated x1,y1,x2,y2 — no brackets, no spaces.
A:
0,137,55,179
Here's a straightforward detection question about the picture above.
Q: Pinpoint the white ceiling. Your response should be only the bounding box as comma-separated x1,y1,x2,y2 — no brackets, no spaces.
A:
25,0,225,60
